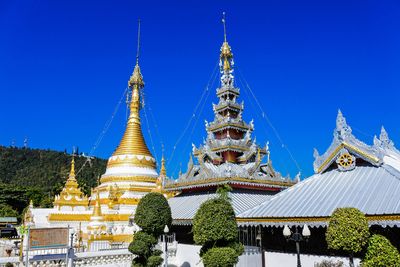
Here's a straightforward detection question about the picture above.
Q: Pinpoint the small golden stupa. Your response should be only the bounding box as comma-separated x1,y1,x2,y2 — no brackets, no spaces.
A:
53,157,89,211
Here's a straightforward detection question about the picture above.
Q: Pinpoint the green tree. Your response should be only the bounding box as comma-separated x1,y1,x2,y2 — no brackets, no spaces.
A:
134,193,172,237
129,193,172,267
0,146,107,219
0,203,19,217
326,207,370,267
193,187,243,267
362,234,400,267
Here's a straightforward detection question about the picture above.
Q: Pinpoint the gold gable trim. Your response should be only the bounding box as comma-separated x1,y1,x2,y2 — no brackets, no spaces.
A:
317,142,380,173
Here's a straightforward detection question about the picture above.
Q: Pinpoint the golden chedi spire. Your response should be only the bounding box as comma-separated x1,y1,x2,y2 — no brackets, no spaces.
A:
53,156,89,210
108,18,155,169
220,12,233,72
93,190,103,217
87,190,107,237
152,155,166,193
160,155,167,177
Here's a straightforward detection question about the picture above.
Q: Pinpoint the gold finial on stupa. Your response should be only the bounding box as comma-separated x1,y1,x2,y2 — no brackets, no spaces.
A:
128,19,144,88
220,12,233,72
69,156,76,179
160,155,167,177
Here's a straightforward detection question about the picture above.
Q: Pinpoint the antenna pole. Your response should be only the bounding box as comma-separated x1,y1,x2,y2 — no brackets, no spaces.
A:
136,19,141,64
222,12,227,42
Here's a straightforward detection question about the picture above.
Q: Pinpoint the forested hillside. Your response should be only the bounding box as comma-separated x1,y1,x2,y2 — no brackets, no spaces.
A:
0,146,107,219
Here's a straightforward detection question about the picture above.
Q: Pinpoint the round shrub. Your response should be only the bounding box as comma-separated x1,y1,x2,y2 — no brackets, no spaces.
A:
326,207,369,253
128,231,157,258
193,197,237,245
134,192,172,237
362,234,400,267
202,247,239,267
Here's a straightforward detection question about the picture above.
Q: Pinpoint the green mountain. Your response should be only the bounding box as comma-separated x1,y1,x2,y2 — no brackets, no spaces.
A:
0,146,107,219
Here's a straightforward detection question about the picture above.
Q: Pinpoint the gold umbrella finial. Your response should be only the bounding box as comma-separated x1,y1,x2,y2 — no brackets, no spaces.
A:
129,19,144,88
220,12,233,72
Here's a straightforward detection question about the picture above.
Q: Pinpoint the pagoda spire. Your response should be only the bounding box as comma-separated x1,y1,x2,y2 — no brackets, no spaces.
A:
68,156,76,181
111,19,153,162
160,155,167,177
220,12,233,73
93,190,103,217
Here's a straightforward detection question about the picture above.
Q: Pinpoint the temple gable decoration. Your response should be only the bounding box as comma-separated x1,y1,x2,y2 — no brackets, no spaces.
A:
313,110,387,174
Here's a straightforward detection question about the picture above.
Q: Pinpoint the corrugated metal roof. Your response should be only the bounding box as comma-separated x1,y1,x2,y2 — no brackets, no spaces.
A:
169,191,274,225
238,165,400,227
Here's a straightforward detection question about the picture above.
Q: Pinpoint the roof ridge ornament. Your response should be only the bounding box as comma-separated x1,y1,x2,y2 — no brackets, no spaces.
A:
379,126,394,148
314,111,382,174
334,109,352,141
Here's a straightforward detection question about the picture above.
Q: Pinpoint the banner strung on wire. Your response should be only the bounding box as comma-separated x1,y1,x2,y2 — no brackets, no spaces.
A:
29,228,69,250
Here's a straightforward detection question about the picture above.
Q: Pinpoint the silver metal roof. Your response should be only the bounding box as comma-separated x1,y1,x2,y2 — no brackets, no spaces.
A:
169,191,274,225
238,165,400,227
238,112,400,228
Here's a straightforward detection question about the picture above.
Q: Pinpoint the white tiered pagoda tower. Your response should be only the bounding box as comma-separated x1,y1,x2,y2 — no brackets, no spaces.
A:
165,17,296,228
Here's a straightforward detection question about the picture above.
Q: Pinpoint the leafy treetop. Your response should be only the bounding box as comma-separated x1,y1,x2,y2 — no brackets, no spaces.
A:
134,192,172,237
362,234,400,267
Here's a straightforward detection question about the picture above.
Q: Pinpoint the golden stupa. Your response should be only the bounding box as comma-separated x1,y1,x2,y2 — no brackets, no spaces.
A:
30,22,163,247
53,157,89,211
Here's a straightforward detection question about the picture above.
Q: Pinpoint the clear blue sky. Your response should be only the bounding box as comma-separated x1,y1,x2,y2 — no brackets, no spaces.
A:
1,0,399,179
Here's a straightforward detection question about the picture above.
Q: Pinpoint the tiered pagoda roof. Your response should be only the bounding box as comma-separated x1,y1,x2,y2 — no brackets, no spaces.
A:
165,26,295,192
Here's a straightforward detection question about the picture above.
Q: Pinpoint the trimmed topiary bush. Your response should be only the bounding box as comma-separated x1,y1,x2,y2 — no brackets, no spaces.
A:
129,192,172,267
326,207,369,267
193,197,238,245
202,247,239,267
362,234,400,267
193,187,243,267
128,232,157,259
134,192,172,237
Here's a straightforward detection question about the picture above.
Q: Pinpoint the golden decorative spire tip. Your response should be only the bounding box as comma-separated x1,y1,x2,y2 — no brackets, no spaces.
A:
220,12,233,72
129,19,145,88
160,154,167,177
69,155,76,178
93,189,103,217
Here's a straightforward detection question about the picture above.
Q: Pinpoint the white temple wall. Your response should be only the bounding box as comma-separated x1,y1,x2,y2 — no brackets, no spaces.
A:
166,244,363,267
265,251,361,267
